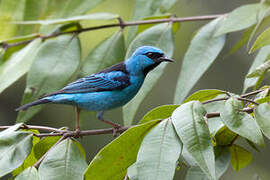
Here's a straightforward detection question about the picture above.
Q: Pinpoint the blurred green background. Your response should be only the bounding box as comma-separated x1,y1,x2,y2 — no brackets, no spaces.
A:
1,0,269,179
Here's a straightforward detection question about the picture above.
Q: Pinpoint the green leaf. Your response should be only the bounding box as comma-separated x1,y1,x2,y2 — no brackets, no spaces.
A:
185,166,208,180
84,120,160,180
203,95,227,134
184,147,230,180
16,0,45,35
243,46,270,92
228,26,254,55
213,126,237,146
184,89,225,103
12,132,39,176
17,35,81,123
137,15,179,34
0,0,24,40
0,39,41,94
0,34,39,44
246,59,270,78
15,13,119,25
214,147,230,179
42,0,106,19
126,0,176,44
139,105,179,124
127,163,137,180
123,23,174,126
136,119,182,180
38,138,87,180
81,30,125,77
220,97,264,146
14,167,38,180
229,144,252,171
34,136,61,160
0,124,33,177
250,27,270,53
174,18,226,104
35,0,106,34
171,101,216,180
215,3,270,36
254,103,270,140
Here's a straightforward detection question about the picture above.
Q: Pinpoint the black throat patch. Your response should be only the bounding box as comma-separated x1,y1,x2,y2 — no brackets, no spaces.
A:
143,62,161,76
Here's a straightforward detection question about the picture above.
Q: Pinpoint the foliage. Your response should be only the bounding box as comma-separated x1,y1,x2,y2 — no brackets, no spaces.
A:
1,0,270,180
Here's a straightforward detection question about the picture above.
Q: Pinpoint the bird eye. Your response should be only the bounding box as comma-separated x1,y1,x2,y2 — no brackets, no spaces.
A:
145,52,164,59
146,52,154,58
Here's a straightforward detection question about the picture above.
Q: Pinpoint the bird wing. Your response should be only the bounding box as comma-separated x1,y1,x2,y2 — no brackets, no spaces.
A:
46,71,130,96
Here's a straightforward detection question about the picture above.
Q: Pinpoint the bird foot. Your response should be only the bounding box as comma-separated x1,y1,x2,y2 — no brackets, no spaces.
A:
74,128,81,138
112,124,122,137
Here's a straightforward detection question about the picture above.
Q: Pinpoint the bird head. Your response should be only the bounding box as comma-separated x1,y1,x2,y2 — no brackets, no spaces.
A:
126,46,174,76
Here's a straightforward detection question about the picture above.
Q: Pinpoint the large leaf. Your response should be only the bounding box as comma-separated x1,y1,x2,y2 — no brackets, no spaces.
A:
42,0,105,19
254,103,270,140
184,89,225,103
17,35,81,123
38,138,87,180
39,0,106,34
184,147,230,180
185,166,208,180
137,15,179,34
0,124,33,177
16,0,45,35
220,97,264,146
171,101,216,180
136,119,182,180
15,13,118,25
0,39,41,94
84,120,160,180
250,27,270,53
139,104,179,124
174,18,226,104
81,30,125,77
0,0,24,40
123,23,174,126
213,126,237,146
15,167,38,180
228,26,254,55
246,59,270,78
215,3,270,36
214,147,230,179
126,0,176,44
229,144,252,172
12,130,39,176
34,136,61,160
243,46,270,92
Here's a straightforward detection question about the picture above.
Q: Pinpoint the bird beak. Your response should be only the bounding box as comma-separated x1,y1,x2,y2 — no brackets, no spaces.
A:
158,56,174,62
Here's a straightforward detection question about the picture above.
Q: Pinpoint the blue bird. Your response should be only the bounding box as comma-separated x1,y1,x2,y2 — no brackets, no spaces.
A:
16,46,173,135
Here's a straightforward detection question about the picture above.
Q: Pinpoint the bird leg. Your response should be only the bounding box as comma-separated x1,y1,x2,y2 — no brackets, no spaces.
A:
75,106,81,137
97,111,122,137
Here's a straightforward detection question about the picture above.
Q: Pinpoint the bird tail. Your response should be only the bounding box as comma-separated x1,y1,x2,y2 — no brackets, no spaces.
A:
15,98,51,111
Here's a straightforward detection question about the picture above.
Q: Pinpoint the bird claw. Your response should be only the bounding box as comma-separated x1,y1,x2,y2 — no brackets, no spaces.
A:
112,124,122,137
74,128,81,138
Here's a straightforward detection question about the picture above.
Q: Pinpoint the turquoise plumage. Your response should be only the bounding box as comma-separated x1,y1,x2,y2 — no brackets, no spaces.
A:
16,46,173,135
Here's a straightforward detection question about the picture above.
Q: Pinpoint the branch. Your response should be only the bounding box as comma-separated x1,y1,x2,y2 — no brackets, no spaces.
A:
0,14,226,49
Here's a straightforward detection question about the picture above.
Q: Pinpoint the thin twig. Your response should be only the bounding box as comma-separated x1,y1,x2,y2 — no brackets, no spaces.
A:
202,97,228,105
237,97,259,105
241,89,266,98
33,134,68,168
205,107,254,118
0,14,226,49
